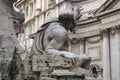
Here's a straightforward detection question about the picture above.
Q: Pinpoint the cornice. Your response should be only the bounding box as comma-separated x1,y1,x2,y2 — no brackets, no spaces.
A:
96,6,120,18
94,0,120,16
76,6,120,28
94,0,114,15
69,0,96,5
23,16,35,25
76,18,100,27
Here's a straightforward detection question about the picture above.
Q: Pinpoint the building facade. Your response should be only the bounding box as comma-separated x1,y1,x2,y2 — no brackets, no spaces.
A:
16,0,120,80
15,0,106,52
16,0,68,52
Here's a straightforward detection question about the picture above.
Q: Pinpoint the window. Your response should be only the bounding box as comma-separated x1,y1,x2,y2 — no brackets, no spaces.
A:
24,26,29,39
30,39,33,46
30,3,34,14
29,26,32,34
29,24,33,35
25,40,27,49
25,7,29,16
91,67,97,78
31,23,35,33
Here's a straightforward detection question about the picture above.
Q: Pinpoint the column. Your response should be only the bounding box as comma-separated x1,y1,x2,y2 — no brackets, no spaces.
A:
55,6,59,17
101,29,111,80
80,38,84,54
36,0,41,16
115,26,120,80
35,0,41,32
35,15,39,31
42,0,45,11
36,0,40,9
41,14,45,24
40,0,42,10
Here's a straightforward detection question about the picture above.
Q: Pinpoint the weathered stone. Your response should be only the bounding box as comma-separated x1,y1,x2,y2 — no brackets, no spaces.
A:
31,53,92,80
0,0,25,80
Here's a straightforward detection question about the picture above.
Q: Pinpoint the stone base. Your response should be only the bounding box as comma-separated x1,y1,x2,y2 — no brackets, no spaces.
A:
32,54,92,80
57,76,85,80
52,70,85,76
52,70,85,80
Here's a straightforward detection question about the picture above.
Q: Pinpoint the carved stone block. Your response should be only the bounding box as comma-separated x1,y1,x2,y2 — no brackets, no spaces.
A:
32,53,92,80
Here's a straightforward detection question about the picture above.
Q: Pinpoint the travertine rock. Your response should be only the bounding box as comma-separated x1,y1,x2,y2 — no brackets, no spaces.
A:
32,54,92,80
0,0,25,80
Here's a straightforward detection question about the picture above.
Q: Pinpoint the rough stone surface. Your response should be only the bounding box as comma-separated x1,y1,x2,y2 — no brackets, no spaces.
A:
0,0,25,80
31,53,92,80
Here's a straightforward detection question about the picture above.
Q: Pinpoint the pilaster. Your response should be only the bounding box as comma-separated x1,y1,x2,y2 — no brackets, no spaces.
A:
114,26,120,80
101,28,111,80
80,38,85,54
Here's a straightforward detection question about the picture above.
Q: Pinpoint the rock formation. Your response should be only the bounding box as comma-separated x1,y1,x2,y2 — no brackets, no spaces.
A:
0,0,25,80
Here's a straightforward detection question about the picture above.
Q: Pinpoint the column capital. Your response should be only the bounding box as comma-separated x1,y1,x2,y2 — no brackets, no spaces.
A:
69,38,80,45
100,28,110,38
110,25,120,36
115,25,120,34
102,28,111,80
79,37,85,44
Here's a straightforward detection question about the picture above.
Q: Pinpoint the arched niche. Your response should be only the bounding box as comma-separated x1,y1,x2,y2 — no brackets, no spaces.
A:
90,64,103,79
46,10,55,19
